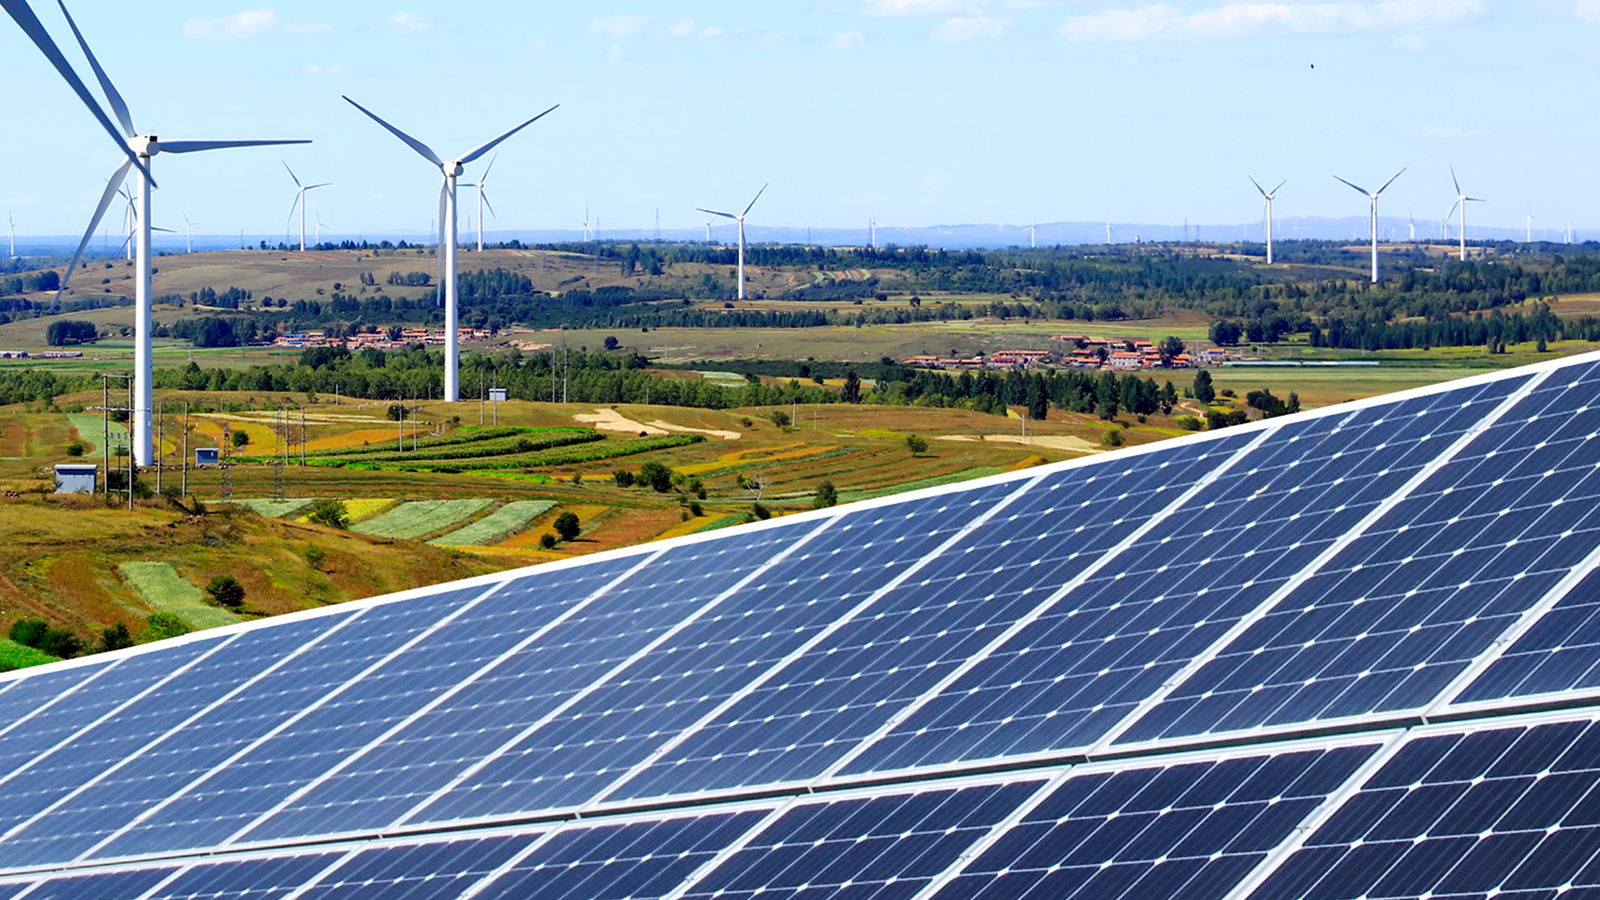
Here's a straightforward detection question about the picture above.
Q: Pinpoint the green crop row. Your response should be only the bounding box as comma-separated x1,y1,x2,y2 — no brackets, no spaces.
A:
429,500,558,546
300,426,545,459
322,429,601,465
353,499,496,540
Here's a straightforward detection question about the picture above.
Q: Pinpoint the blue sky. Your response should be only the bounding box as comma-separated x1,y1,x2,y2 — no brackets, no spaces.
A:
1,1,1597,242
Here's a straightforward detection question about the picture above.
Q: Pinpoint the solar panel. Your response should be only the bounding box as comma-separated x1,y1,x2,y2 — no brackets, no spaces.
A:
3,352,1600,900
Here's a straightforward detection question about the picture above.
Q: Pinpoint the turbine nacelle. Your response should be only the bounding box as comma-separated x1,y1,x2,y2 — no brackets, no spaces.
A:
129,134,158,157
445,161,465,178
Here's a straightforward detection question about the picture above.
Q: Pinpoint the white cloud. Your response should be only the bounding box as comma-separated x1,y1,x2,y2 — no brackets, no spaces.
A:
385,12,433,33
1060,0,1487,43
935,15,1010,38
606,43,627,61
1578,0,1600,21
863,0,985,14
590,12,649,37
1391,33,1430,53
667,18,697,37
826,29,868,47
183,9,280,39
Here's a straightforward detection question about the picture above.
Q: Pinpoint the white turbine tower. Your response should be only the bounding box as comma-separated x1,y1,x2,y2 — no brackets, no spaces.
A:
343,95,556,403
314,207,325,245
284,162,330,251
1103,222,1113,244
1334,168,1405,283
473,155,498,252
3,0,308,465
1025,221,1037,249
698,184,767,301
183,214,196,254
1444,166,1484,262
1526,212,1538,243
1249,176,1285,264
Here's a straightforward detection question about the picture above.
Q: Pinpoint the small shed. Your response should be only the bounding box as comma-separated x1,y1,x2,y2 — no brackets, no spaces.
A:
195,447,220,467
54,464,97,494
489,388,508,402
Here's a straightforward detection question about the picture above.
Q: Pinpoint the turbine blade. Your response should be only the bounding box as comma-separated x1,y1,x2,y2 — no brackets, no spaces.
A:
697,208,737,219
1450,164,1461,197
1271,179,1287,195
1375,167,1406,196
742,182,769,217
437,179,447,306
54,0,133,137
287,192,301,225
457,104,558,165
482,191,496,220
306,182,332,190
0,0,152,183
480,153,497,186
159,139,310,154
1248,175,1267,197
343,96,443,167
1333,175,1368,195
151,226,174,233
1467,197,1486,203
58,158,132,299
282,161,301,188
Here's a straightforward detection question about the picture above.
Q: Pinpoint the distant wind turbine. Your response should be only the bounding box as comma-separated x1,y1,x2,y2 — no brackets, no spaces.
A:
283,162,330,251
6,212,12,257
1024,221,1037,249
314,206,325,245
1249,176,1286,264
1103,222,1113,244
343,94,557,402
3,0,308,464
183,214,195,253
703,219,713,243
1444,166,1484,262
583,203,591,242
1334,168,1405,283
1526,211,1538,243
698,183,768,300
473,154,497,252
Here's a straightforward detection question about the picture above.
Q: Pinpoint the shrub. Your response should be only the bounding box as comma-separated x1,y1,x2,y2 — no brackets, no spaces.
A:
638,460,674,493
539,533,557,549
554,511,581,541
612,469,635,487
66,441,85,457
37,628,83,659
814,480,838,509
304,545,327,569
387,403,405,421
205,575,245,608
769,410,791,428
1177,416,1202,431
571,472,583,486
688,500,703,517
752,502,771,520
230,430,250,448
905,434,928,455
94,623,135,654
9,619,48,647
306,498,351,529
142,613,191,643
1102,429,1124,448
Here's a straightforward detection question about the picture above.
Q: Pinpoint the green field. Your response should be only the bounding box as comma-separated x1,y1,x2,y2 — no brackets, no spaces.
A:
353,499,496,540
117,561,245,630
233,498,314,518
0,637,60,671
429,500,557,546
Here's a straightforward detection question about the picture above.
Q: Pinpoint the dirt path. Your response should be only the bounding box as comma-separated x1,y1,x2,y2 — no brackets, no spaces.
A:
574,409,742,441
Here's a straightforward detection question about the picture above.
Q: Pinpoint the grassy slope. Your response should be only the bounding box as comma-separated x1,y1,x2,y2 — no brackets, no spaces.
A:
0,638,59,671
353,499,495,540
430,501,557,547
117,561,243,630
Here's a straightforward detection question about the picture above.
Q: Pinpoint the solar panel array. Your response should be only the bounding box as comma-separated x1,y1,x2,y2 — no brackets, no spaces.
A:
4,351,1600,899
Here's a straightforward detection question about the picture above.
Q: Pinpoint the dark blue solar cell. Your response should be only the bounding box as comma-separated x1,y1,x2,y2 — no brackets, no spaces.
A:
931,745,1372,900
243,522,824,836
473,811,765,900
299,833,535,899
1123,371,1600,743
151,852,343,900
608,440,1247,800
0,592,479,867
848,383,1510,773
684,782,1040,900
396,483,1026,826
1462,566,1600,703
21,867,176,899
1259,717,1600,900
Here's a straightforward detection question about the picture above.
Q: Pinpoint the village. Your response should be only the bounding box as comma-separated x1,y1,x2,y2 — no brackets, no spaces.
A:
267,326,495,350
902,335,1236,372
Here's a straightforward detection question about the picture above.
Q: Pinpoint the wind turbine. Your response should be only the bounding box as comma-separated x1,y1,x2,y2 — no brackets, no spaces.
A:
1249,177,1286,264
1334,168,1405,283
283,162,330,252
473,154,497,252
1103,222,1113,244
1526,212,1538,243
6,212,12,257
583,203,591,242
698,184,767,300
1444,166,1484,262
314,207,325,245
3,0,308,465
343,95,556,403
1024,221,1037,249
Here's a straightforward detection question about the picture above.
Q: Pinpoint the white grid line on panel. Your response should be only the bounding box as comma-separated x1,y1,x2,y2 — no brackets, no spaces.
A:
580,472,1054,811
391,513,848,829
0,657,126,747
651,800,802,900
220,545,680,848
1432,527,1600,713
0,634,242,796
1216,729,1412,900
815,422,1283,780
0,608,380,849
1093,367,1554,753
72,577,520,864
275,847,366,900
901,768,1079,900
452,825,571,900
130,862,199,900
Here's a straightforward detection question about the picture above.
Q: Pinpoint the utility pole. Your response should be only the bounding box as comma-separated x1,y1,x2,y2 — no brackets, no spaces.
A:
102,377,109,499
155,401,162,495
181,402,189,497
300,406,306,466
